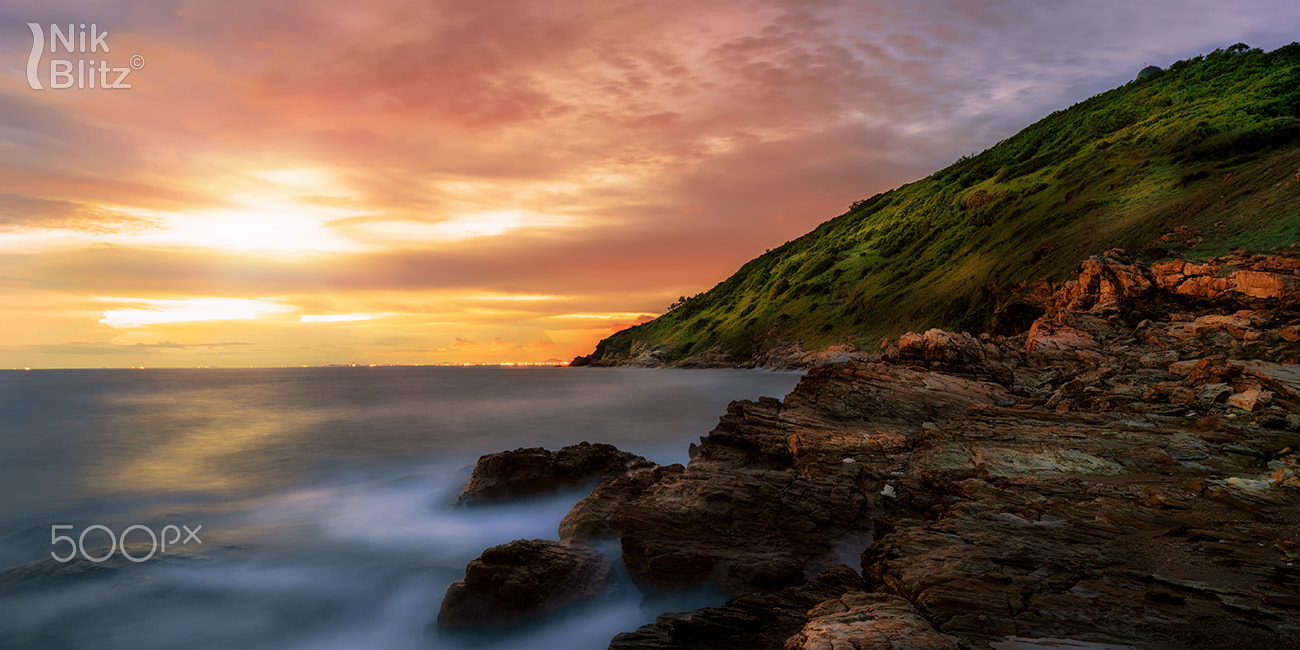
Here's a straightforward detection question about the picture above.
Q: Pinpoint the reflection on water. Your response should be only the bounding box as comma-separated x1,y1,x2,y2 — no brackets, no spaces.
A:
0,366,800,649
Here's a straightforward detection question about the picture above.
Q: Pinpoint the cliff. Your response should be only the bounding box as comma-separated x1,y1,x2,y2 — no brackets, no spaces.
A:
574,43,1300,368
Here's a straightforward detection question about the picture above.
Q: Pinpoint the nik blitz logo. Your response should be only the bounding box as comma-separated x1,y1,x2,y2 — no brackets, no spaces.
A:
26,23,143,90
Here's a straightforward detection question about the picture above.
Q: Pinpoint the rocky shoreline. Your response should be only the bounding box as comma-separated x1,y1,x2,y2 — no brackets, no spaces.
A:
442,249,1300,648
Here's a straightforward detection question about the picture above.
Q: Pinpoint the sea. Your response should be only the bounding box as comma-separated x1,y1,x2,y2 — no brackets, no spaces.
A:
0,366,802,649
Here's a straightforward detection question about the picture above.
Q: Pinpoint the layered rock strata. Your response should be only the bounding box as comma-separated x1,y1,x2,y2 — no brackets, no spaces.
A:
445,250,1300,649
603,250,1300,648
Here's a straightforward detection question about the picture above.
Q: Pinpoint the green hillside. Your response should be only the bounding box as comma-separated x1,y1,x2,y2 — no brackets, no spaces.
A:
576,43,1300,366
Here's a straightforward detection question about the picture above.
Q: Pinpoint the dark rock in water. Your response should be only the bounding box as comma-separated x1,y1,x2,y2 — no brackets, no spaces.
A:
609,566,863,650
436,539,609,628
457,441,654,504
559,463,684,544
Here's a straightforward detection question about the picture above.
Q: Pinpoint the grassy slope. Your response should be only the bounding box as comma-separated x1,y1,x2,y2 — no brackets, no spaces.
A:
582,43,1300,364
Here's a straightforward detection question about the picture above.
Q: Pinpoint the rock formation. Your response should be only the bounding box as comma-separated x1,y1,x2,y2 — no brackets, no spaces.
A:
609,566,869,649
444,249,1300,648
457,441,655,504
436,539,609,628
784,591,961,650
598,249,1300,647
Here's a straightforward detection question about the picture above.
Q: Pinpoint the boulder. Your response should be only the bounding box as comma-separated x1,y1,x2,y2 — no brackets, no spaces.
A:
437,539,609,628
458,442,654,504
1025,319,1099,363
1052,249,1153,313
1227,386,1273,412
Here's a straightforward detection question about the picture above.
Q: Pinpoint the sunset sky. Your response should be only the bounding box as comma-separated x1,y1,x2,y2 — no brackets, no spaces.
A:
2,0,1298,367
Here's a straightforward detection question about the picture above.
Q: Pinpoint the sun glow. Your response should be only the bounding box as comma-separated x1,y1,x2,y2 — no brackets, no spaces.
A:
127,196,369,254
99,298,294,328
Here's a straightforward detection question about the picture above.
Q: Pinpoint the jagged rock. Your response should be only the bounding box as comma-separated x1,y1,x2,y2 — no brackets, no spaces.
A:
437,539,609,628
1228,386,1273,412
458,442,654,504
784,591,960,650
607,362,1011,593
1052,249,1153,313
1025,320,1098,363
609,566,864,650
616,461,869,592
862,476,1300,647
1233,359,1300,403
892,329,1020,381
588,250,1300,648
1151,252,1300,307
559,464,684,544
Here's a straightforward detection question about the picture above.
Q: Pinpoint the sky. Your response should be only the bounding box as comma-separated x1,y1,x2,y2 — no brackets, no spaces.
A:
1,0,1298,368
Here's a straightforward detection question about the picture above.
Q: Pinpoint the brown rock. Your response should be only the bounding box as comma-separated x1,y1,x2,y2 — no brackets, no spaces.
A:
1052,250,1153,313
1232,269,1292,300
592,249,1300,648
616,463,869,592
1175,275,1231,300
1139,349,1180,368
1151,260,1186,289
558,464,684,544
607,362,1013,593
437,539,609,628
1227,387,1273,412
609,566,864,650
1281,326,1300,343
458,442,654,504
1025,320,1098,363
1233,359,1300,401
784,591,960,649
1195,313,1253,339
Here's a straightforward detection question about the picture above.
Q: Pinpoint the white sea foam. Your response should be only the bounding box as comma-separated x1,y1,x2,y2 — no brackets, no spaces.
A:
0,367,799,649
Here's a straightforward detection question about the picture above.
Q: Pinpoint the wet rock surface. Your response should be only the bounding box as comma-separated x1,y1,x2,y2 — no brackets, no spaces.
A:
457,442,654,504
608,566,864,650
579,249,1300,648
436,539,609,628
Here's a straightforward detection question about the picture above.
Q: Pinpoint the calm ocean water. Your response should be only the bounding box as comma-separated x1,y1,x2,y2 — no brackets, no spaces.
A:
0,366,801,649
